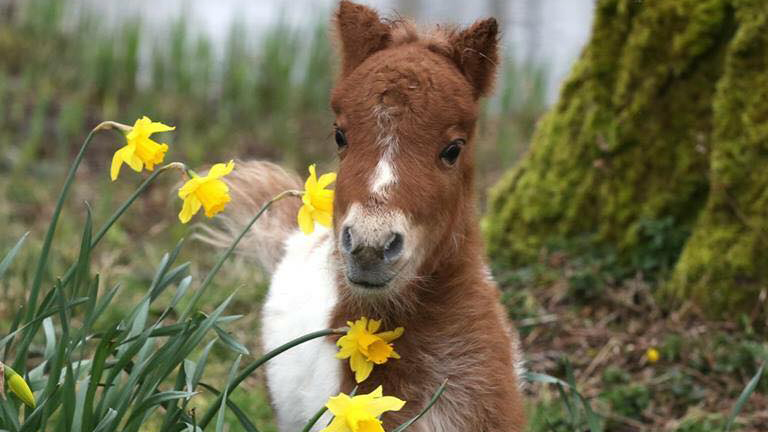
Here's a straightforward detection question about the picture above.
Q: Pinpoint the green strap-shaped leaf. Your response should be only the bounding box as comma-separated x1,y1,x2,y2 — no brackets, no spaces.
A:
0,232,28,281
724,362,765,432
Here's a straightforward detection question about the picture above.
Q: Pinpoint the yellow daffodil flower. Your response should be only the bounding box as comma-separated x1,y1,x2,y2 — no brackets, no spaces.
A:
646,347,660,364
178,161,235,223
321,386,405,432
111,116,175,181
298,164,336,234
3,364,35,408
337,317,404,383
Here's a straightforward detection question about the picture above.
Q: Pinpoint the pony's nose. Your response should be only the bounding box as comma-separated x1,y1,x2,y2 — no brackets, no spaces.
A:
341,226,404,287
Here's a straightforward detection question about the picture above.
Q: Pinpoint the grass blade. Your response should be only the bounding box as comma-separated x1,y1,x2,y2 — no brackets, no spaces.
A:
197,382,259,432
724,362,765,432
216,355,242,432
213,325,249,355
0,232,29,281
18,126,100,364
91,408,117,432
123,391,195,430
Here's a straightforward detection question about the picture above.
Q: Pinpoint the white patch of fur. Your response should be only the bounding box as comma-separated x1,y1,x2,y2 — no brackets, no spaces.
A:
369,105,399,197
511,334,527,391
341,203,409,249
261,227,340,431
371,157,396,196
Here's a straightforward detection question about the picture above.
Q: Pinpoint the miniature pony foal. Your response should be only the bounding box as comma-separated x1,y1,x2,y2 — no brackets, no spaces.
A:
211,2,526,430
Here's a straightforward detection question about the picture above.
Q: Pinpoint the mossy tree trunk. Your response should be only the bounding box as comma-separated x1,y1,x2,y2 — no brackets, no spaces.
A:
485,0,768,315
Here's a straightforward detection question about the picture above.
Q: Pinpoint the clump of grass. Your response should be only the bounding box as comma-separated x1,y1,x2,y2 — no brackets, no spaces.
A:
0,119,450,431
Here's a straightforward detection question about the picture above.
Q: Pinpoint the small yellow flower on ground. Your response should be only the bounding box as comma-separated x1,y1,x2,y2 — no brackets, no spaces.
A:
3,364,35,408
646,347,660,364
337,317,404,383
178,161,235,223
298,164,336,234
321,386,405,432
111,116,175,181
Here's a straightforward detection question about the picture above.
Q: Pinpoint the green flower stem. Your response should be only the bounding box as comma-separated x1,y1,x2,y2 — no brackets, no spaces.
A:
180,189,302,321
391,379,448,432
12,122,108,370
301,406,328,432
198,328,346,429
93,165,173,245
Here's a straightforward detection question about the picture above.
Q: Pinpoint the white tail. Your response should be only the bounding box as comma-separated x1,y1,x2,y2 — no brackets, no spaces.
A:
197,160,303,274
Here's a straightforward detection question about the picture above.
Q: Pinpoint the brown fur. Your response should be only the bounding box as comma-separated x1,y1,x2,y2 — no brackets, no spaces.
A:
330,2,525,430
205,3,525,429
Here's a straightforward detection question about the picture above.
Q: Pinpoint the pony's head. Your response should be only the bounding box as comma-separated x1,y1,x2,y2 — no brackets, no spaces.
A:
330,1,499,297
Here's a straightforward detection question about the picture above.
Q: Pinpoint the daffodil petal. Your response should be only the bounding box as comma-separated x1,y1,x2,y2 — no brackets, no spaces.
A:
208,160,235,179
178,177,200,199
144,120,175,134
370,386,384,398
358,419,385,432
298,205,315,234
367,319,382,334
325,393,353,416
317,172,337,189
110,148,125,181
368,395,406,417
320,416,349,432
352,353,373,383
126,153,144,172
377,327,404,343
336,337,356,359
305,164,318,190
179,195,201,223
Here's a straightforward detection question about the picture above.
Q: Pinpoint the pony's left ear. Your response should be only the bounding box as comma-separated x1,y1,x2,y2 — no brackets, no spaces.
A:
449,18,500,98
334,1,392,77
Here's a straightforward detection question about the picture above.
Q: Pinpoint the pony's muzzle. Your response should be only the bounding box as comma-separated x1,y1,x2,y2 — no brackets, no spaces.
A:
340,225,404,288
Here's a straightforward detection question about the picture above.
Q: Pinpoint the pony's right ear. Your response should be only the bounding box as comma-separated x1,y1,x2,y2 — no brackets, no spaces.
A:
334,1,391,77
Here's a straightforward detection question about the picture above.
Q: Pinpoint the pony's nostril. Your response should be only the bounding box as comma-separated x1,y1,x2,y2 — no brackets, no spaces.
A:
383,233,404,262
341,226,354,253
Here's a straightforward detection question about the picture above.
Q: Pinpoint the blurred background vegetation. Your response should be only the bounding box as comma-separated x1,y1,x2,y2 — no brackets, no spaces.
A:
0,0,765,430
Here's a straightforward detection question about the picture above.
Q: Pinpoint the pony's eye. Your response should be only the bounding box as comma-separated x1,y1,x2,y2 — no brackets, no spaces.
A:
440,140,464,166
334,128,348,148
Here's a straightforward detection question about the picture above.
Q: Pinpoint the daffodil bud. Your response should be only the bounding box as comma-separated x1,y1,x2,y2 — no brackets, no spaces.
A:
4,365,35,408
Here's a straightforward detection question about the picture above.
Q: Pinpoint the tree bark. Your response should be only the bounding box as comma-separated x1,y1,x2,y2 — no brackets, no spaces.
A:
484,0,768,315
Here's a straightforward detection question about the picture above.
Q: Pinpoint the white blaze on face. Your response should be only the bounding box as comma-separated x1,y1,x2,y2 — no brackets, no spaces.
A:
371,148,396,195
370,105,399,197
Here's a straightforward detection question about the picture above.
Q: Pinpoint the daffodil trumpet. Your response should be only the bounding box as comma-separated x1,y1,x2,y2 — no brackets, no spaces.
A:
110,116,175,181
336,317,404,383
177,160,236,223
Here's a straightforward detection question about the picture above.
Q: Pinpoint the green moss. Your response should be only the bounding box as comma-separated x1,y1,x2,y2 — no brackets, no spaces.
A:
666,0,768,314
486,0,768,315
